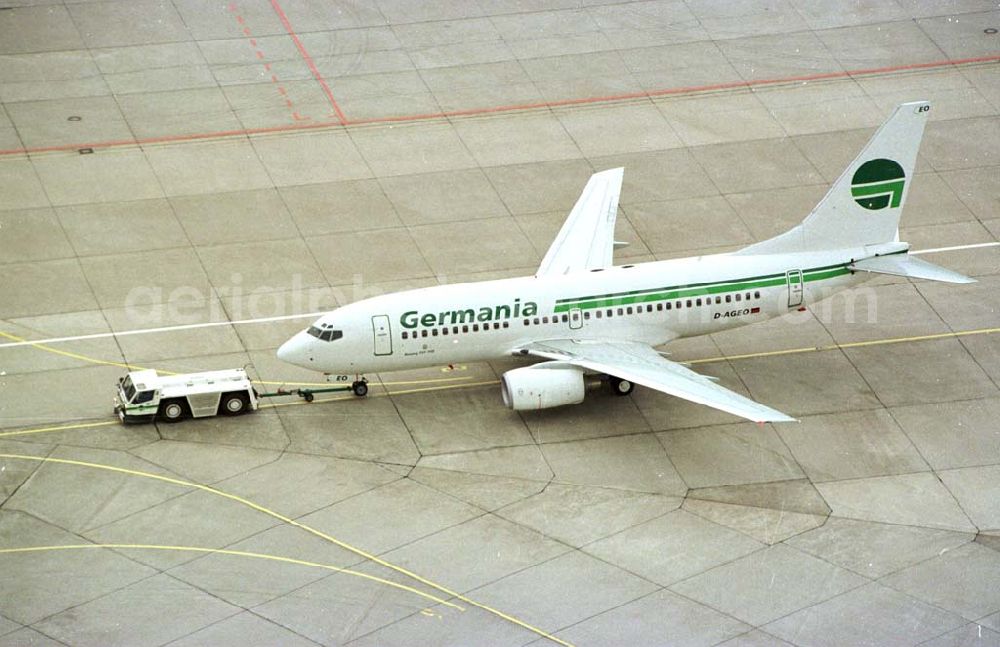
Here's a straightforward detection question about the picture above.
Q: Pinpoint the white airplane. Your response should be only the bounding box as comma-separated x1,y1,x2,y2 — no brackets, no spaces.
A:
277,101,972,422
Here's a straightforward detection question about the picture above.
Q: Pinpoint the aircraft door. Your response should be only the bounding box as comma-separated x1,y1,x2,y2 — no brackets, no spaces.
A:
786,269,803,308
568,307,583,330
372,315,393,356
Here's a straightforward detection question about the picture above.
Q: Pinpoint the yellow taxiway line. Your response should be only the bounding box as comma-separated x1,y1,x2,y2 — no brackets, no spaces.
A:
0,453,573,647
0,420,120,439
3,324,997,643
0,329,174,374
687,325,1000,365
0,328,473,388
254,375,473,388
258,379,503,409
0,543,461,610
0,380,503,439
2,325,996,440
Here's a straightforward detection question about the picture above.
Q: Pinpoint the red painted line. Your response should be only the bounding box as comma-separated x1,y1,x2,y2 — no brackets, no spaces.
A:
269,0,347,125
1,54,997,157
0,120,345,155
347,53,1000,126
228,3,309,125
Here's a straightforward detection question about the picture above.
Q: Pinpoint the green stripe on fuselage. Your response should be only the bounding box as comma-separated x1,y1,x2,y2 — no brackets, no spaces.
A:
552,265,851,313
554,262,847,306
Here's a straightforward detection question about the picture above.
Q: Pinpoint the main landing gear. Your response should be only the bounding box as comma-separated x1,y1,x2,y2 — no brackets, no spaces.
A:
609,376,634,396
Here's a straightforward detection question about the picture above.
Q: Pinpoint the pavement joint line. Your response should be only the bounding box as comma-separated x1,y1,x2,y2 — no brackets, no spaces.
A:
1,54,997,156
0,453,573,646
0,380,503,440
0,240,993,351
0,329,473,388
0,543,461,610
0,13,993,642
3,326,999,438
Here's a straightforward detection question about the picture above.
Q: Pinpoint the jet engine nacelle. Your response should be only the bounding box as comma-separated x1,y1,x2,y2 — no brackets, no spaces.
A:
501,364,585,410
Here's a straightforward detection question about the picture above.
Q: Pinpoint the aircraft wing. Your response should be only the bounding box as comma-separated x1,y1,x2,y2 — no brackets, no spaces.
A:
535,167,623,277
522,339,796,423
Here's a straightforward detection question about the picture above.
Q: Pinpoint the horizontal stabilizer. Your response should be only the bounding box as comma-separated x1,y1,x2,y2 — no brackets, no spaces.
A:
849,254,975,284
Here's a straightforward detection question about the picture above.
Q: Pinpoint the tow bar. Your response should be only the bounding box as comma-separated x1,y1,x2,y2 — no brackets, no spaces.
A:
258,379,369,403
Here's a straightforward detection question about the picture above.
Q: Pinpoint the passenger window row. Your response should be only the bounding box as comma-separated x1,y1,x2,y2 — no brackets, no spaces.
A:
524,290,763,325
402,320,511,340
524,314,571,326
400,291,762,338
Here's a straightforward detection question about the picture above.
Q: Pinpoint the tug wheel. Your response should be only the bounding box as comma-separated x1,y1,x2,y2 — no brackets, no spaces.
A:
160,399,187,422
220,392,249,415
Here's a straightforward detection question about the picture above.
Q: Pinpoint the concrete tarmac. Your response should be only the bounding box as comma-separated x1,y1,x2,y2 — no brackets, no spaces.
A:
1,0,999,645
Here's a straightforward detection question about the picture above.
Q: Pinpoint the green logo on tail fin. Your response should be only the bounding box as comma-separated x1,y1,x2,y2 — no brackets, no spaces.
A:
851,158,905,210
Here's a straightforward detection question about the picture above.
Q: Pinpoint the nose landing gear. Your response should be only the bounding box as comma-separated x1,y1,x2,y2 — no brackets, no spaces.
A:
351,379,369,397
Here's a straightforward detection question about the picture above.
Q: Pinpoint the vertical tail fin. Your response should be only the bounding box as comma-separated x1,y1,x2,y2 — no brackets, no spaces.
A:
738,101,930,254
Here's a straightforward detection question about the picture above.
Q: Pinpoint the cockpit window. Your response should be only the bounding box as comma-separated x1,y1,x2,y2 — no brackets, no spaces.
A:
121,376,136,402
307,326,342,342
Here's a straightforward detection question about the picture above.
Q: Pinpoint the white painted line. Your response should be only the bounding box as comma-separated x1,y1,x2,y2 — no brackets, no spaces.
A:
0,311,324,350
911,241,1000,255
2,241,996,350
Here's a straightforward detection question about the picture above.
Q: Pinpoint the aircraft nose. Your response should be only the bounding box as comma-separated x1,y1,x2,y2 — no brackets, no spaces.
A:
277,332,313,368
